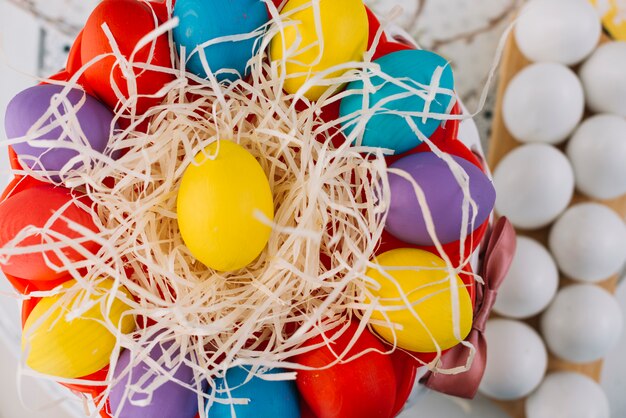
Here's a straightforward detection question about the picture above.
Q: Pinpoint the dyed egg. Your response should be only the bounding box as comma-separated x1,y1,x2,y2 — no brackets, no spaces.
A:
294,321,397,418
503,63,584,144
567,115,626,200
173,0,269,81
270,0,369,101
479,319,547,400
177,141,274,271
493,144,574,230
580,41,626,117
340,50,455,154
80,0,174,114
110,338,198,418
493,237,559,319
22,278,136,378
0,185,101,281
4,85,117,179
365,248,473,353
549,203,626,283
206,367,300,418
515,0,601,65
526,372,610,418
385,152,495,246
541,285,623,363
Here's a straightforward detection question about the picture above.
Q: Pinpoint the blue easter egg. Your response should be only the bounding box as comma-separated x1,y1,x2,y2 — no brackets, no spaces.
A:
173,0,269,82
206,367,301,418
339,49,455,155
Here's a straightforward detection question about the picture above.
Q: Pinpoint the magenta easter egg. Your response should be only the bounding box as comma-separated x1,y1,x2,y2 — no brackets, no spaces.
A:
4,84,117,179
386,152,495,246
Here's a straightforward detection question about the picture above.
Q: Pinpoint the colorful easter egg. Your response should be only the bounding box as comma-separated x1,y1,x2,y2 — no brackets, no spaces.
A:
4,85,117,179
270,0,369,101
206,367,300,418
21,278,136,378
385,152,495,247
110,338,199,418
365,248,473,353
177,141,274,271
80,0,174,114
173,0,269,82
0,185,101,281
340,49,455,154
294,321,397,418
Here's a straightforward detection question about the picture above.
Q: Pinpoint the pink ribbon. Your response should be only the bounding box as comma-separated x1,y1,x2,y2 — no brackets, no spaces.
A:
419,217,516,399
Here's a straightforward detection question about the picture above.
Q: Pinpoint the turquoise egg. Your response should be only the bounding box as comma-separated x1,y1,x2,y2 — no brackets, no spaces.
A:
206,367,301,418
173,0,269,82
339,49,455,155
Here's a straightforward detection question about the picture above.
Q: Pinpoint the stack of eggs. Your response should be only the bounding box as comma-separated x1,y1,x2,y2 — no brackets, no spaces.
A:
1,1,497,417
483,1,626,416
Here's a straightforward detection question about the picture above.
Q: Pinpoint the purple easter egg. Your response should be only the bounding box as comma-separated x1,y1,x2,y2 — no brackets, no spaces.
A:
386,152,496,246
4,84,117,177
109,341,199,418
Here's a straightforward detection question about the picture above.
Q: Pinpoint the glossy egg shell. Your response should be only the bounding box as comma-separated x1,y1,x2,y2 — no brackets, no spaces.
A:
177,141,274,271
340,49,455,155
270,0,369,101
21,278,136,379
386,153,495,247
80,0,174,114
0,185,101,281
174,0,269,81
5,84,117,177
294,321,397,418
206,367,300,418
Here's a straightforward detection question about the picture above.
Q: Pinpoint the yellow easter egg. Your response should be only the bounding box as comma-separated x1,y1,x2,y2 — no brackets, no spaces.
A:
270,0,369,101
365,248,473,353
22,279,136,379
177,140,274,271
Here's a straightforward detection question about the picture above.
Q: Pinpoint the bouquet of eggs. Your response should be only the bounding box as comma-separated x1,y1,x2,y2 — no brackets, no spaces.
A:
0,0,499,417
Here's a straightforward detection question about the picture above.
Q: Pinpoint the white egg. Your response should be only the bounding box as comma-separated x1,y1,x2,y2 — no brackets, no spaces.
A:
567,114,626,200
503,63,585,144
526,372,610,418
515,0,601,65
493,144,574,230
580,41,626,117
479,319,547,401
541,284,623,363
549,203,626,282
494,236,559,319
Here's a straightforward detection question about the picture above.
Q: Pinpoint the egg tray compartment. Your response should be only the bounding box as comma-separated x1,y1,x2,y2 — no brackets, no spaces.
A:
487,29,626,418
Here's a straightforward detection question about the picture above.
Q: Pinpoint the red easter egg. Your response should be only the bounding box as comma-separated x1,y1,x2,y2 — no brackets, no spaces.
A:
389,349,418,416
7,147,23,172
373,40,414,61
81,0,174,114
300,398,317,418
0,185,101,281
295,321,397,418
5,271,70,295
147,0,172,24
366,7,388,51
0,175,48,202
66,29,84,76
